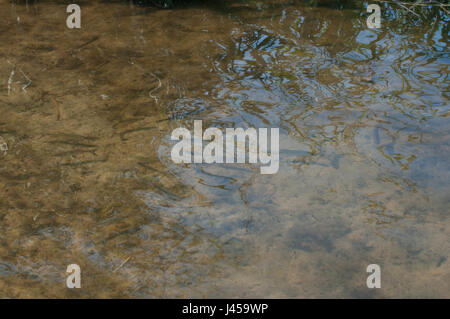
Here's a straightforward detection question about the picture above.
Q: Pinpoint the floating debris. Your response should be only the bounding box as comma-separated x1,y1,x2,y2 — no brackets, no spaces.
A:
113,256,131,273
7,69,14,95
50,97,62,121
119,126,156,141
19,69,32,92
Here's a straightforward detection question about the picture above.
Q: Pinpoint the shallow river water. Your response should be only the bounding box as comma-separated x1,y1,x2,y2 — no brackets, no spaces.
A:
0,0,448,297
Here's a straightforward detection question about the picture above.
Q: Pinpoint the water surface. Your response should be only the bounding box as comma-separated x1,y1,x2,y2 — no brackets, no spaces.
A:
0,0,448,297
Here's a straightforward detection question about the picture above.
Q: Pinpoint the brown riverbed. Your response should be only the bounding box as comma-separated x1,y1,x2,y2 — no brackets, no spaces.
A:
0,0,448,298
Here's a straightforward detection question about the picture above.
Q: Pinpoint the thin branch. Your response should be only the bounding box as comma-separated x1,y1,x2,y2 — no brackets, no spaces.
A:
113,256,131,272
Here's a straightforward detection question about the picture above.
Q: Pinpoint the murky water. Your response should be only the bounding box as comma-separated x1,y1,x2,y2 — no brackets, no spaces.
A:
0,0,448,298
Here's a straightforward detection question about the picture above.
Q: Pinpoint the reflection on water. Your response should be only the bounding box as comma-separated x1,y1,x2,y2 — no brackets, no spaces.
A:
0,0,448,297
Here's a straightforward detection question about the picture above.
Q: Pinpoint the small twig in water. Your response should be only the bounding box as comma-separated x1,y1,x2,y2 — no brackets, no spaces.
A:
132,62,162,104
51,96,62,121
374,0,447,17
395,1,421,17
146,72,162,104
7,69,15,96
113,256,131,272
70,36,100,54
6,59,31,93
19,69,32,92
